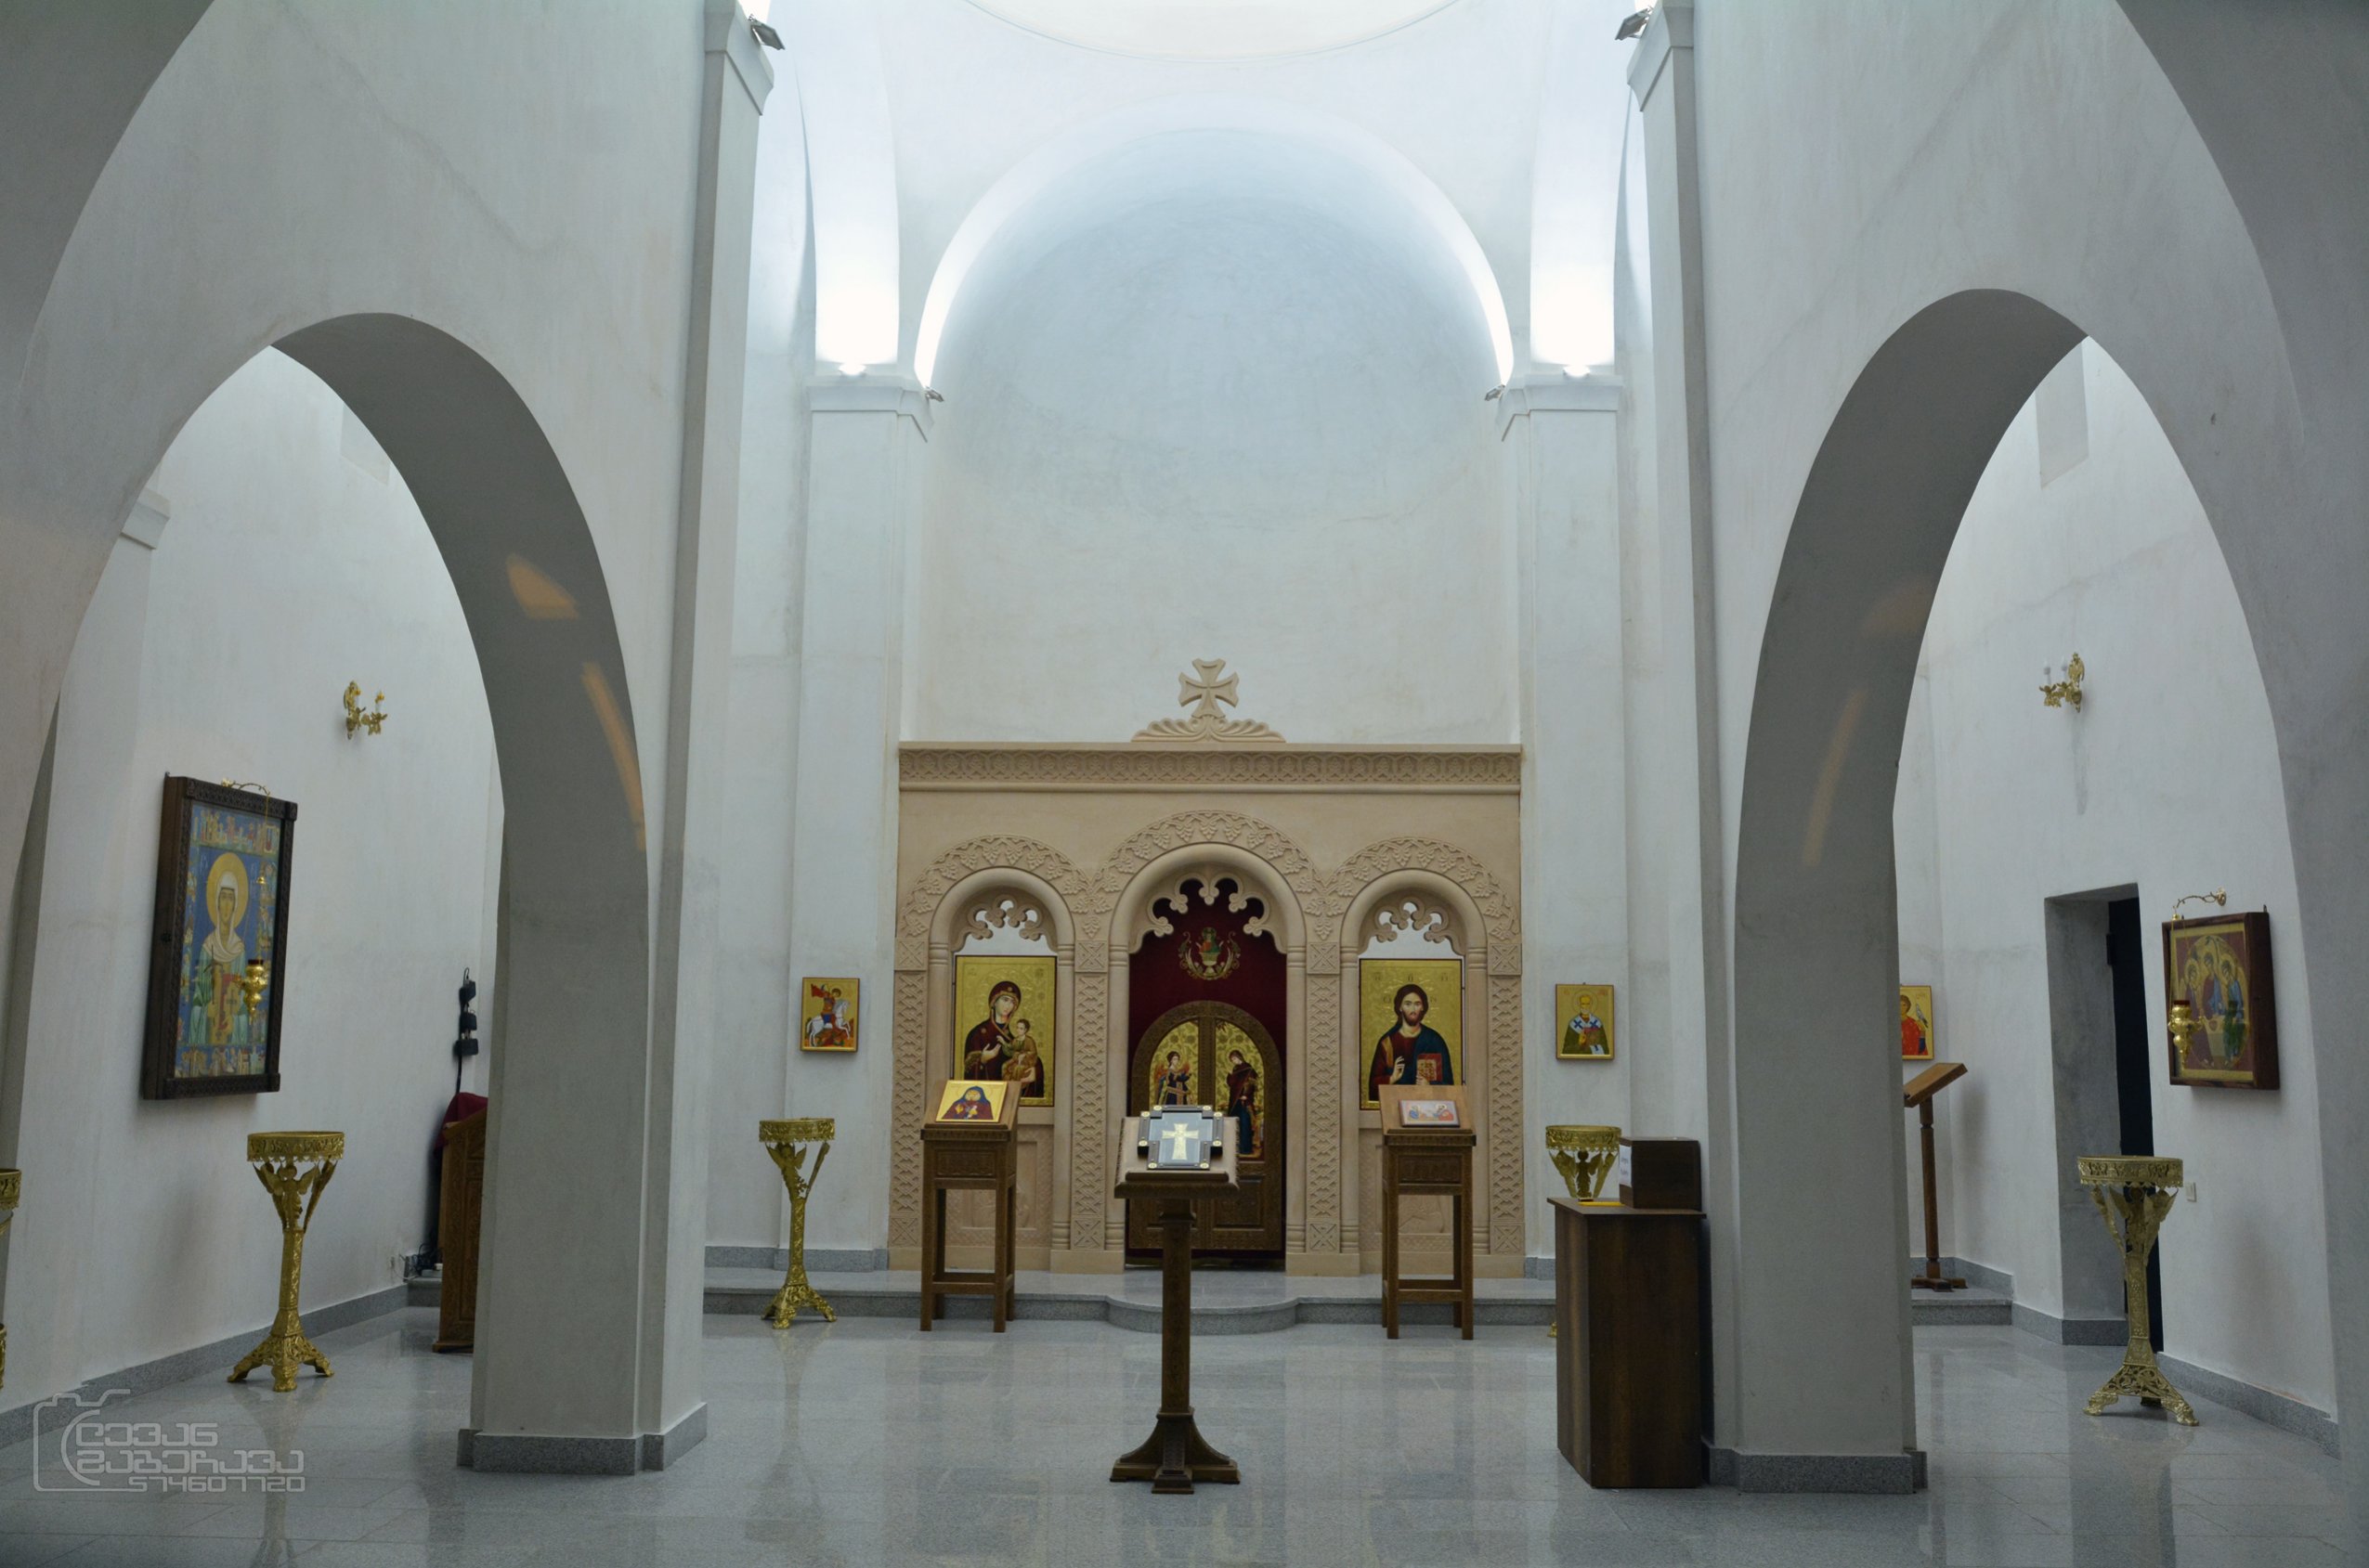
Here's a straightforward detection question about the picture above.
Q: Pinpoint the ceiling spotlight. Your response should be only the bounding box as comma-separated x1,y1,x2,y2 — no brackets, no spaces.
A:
748,18,784,49
1614,6,1655,42
1483,384,1505,401
925,388,944,403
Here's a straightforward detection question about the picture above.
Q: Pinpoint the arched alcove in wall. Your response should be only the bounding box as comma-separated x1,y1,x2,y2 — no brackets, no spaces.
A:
1893,334,2328,1427
906,112,1516,746
0,311,659,1452
1728,288,2323,1469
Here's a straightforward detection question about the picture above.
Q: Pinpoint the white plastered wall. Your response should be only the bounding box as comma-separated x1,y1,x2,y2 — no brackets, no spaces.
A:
709,57,825,1258
1894,343,2333,1412
905,126,1514,747
6,352,499,1400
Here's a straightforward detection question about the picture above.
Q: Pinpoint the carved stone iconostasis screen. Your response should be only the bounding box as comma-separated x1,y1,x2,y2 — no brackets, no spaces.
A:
891,738,1523,1277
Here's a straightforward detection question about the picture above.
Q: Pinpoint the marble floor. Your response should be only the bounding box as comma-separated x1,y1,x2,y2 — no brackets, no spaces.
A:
0,1308,2346,1567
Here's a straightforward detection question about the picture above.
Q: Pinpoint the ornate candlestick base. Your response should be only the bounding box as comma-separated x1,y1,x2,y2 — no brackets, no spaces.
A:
0,1168,20,1388
759,1119,837,1327
2076,1155,2196,1426
229,1133,344,1393
1544,1126,1621,1338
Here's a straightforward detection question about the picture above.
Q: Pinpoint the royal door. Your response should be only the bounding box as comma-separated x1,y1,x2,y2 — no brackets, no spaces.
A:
1126,1001,1284,1258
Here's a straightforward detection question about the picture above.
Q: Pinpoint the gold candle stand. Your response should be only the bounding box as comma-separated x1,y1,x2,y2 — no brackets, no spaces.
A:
759,1119,837,1327
1544,1126,1621,1338
229,1132,344,1392
0,1168,19,1387
2076,1155,2196,1426
1546,1125,1622,1205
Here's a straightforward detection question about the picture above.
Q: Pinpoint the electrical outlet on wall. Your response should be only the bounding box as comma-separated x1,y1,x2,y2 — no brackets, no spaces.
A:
2185,1177,2200,1203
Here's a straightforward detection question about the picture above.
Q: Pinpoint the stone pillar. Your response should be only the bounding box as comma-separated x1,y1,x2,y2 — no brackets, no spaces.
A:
624,0,773,1472
0,498,166,1408
787,375,930,1255
1631,2,1917,1489
1501,373,1627,1259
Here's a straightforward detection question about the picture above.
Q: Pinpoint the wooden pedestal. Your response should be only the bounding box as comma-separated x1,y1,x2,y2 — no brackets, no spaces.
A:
918,1122,1017,1331
1380,1127,1476,1340
1111,1116,1240,1495
1553,1191,1704,1488
433,1108,486,1353
1904,1061,1968,1290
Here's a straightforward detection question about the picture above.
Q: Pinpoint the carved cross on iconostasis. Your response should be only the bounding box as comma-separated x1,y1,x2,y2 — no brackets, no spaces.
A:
1133,658,1286,744
1180,659,1238,722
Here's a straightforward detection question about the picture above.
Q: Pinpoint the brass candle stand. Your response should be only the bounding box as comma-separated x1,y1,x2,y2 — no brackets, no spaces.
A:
2076,1155,2195,1426
1546,1125,1622,1205
1544,1126,1621,1338
229,1132,344,1392
759,1119,837,1327
0,1168,19,1387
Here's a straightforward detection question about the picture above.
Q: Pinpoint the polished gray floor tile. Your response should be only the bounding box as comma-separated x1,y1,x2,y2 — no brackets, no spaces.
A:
0,1310,2349,1567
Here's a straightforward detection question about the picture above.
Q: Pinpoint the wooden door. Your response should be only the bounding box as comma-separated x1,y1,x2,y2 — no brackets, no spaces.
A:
1125,1001,1284,1259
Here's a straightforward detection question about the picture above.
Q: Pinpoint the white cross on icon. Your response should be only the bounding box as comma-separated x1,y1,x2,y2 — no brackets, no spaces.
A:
1160,1120,1199,1164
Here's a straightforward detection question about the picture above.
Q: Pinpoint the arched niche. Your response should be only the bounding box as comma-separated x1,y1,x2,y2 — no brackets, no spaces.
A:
1,311,659,1456
906,110,1516,747
888,839,1088,1267
1103,840,1309,1259
1728,286,2316,1473
1332,860,1521,1266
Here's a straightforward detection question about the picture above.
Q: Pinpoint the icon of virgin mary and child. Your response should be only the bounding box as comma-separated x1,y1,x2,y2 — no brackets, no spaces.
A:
961,978,1045,1101
1369,982,1453,1100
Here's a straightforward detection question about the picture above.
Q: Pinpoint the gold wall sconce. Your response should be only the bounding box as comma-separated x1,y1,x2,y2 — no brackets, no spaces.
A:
241,958,271,1023
343,682,387,737
2171,888,2228,921
2039,653,2085,710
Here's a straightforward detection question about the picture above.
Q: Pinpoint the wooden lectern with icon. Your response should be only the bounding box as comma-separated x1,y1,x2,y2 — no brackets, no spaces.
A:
1111,1107,1240,1495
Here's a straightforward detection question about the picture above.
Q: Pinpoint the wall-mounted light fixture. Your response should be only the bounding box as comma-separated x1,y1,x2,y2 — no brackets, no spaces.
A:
343,682,387,738
240,958,270,1023
2039,653,2085,710
2171,888,2228,921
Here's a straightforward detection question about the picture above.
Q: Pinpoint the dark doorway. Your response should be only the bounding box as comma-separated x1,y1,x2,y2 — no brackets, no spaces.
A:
2106,896,2165,1350
1126,877,1287,1264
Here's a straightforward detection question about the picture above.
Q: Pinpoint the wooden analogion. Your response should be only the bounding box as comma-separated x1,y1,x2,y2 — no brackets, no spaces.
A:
1111,1112,1242,1495
1377,1085,1476,1339
918,1080,1022,1331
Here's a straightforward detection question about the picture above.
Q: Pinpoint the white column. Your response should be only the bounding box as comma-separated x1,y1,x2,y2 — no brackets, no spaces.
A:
3,496,167,1406
1632,1,1916,1487
785,376,930,1251
1503,374,1628,1257
626,0,773,1471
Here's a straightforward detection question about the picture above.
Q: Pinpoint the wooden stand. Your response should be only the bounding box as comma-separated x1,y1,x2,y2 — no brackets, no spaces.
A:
1554,1180,1704,1487
1380,1123,1476,1340
1904,1061,1968,1291
918,1121,1018,1331
433,1108,486,1352
1111,1115,1240,1495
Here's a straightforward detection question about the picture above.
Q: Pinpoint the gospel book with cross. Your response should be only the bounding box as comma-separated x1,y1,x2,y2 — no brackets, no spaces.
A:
1140,1107,1218,1171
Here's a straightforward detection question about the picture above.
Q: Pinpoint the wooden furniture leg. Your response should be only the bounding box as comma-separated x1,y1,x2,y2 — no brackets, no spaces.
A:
1109,1197,1238,1494
1455,1181,1473,1340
